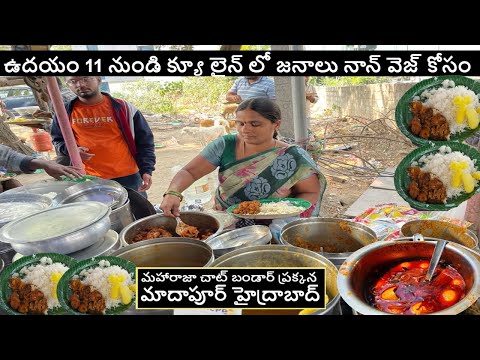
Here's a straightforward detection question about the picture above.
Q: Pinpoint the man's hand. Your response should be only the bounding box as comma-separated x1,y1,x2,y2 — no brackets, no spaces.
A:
138,173,152,192
30,159,84,180
78,147,95,161
226,93,242,104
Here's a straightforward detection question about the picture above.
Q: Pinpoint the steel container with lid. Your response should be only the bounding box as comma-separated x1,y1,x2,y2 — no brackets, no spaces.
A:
0,201,111,255
112,237,214,316
119,211,223,246
401,219,479,250
211,245,340,315
337,238,480,315
112,237,214,267
279,217,378,268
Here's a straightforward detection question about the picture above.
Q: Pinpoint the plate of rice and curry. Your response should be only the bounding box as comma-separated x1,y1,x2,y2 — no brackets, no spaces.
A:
0,253,76,315
396,75,480,146
226,198,311,220
57,256,136,315
394,142,480,211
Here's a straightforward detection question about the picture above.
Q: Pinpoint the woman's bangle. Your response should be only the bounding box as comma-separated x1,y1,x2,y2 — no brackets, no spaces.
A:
163,190,183,201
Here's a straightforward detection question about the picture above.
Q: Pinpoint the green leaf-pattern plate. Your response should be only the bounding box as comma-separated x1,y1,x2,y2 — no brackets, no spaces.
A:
0,253,76,315
57,256,136,315
61,175,99,183
395,75,480,146
394,142,480,211
226,198,311,219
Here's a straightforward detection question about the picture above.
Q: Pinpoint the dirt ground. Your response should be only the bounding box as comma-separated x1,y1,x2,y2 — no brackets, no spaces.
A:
14,114,416,216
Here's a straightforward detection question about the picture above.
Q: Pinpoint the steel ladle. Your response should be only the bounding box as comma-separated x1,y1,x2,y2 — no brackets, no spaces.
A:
425,239,447,281
411,231,449,281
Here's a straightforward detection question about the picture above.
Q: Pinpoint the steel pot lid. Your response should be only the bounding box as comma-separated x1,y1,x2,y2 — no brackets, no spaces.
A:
0,180,74,204
58,179,128,209
0,201,110,244
67,229,119,259
0,193,53,227
205,225,272,250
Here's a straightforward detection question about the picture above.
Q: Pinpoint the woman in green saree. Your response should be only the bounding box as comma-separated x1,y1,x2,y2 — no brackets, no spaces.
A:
160,97,326,222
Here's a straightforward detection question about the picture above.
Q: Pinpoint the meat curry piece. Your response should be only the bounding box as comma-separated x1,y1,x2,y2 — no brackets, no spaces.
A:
407,166,447,204
69,279,106,315
178,225,214,241
232,200,261,215
132,226,173,243
409,101,450,141
8,277,48,315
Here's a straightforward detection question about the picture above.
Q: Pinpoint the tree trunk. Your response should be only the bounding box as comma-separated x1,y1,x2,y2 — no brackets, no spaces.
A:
0,114,34,155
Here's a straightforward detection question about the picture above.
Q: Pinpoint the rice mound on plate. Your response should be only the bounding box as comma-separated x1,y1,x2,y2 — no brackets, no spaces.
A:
258,201,305,215
75,260,135,311
413,79,480,136
411,145,479,199
13,256,69,312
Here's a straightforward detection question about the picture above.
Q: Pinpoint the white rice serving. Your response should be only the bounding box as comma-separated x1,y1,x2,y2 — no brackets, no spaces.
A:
13,256,69,312
413,145,478,199
258,201,306,215
417,79,480,135
76,260,134,310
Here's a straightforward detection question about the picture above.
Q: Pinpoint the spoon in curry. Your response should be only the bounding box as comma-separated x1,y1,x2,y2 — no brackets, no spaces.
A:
425,239,447,281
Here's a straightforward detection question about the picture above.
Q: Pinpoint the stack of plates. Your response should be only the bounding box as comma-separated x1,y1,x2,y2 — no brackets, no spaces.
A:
58,179,128,210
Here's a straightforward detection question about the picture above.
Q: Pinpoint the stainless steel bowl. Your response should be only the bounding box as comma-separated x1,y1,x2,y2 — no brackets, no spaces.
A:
401,220,479,249
111,237,214,267
120,211,223,245
337,239,480,315
110,198,135,233
0,193,53,228
205,225,272,257
0,201,111,255
279,217,377,267
58,178,128,209
211,245,340,315
112,237,214,316
0,180,74,206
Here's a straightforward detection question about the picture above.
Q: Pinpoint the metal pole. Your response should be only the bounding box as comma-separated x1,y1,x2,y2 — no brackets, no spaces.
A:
290,45,308,149
46,77,85,173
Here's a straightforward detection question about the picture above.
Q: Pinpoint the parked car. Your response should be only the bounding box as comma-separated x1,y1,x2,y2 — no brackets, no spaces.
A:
0,85,76,117
0,85,37,111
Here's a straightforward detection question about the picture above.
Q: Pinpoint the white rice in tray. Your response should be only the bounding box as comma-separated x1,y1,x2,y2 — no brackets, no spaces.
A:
76,260,134,311
419,79,480,135
413,145,479,199
14,256,70,312
258,201,305,215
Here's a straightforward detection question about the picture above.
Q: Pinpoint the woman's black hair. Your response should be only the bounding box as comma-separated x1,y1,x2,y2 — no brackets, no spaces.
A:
236,97,281,139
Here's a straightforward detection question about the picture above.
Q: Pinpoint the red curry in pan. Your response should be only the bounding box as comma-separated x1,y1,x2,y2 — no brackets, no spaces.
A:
369,260,466,315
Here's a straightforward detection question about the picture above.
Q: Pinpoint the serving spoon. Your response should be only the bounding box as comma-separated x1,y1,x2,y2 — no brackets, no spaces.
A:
411,233,447,281
425,239,447,281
